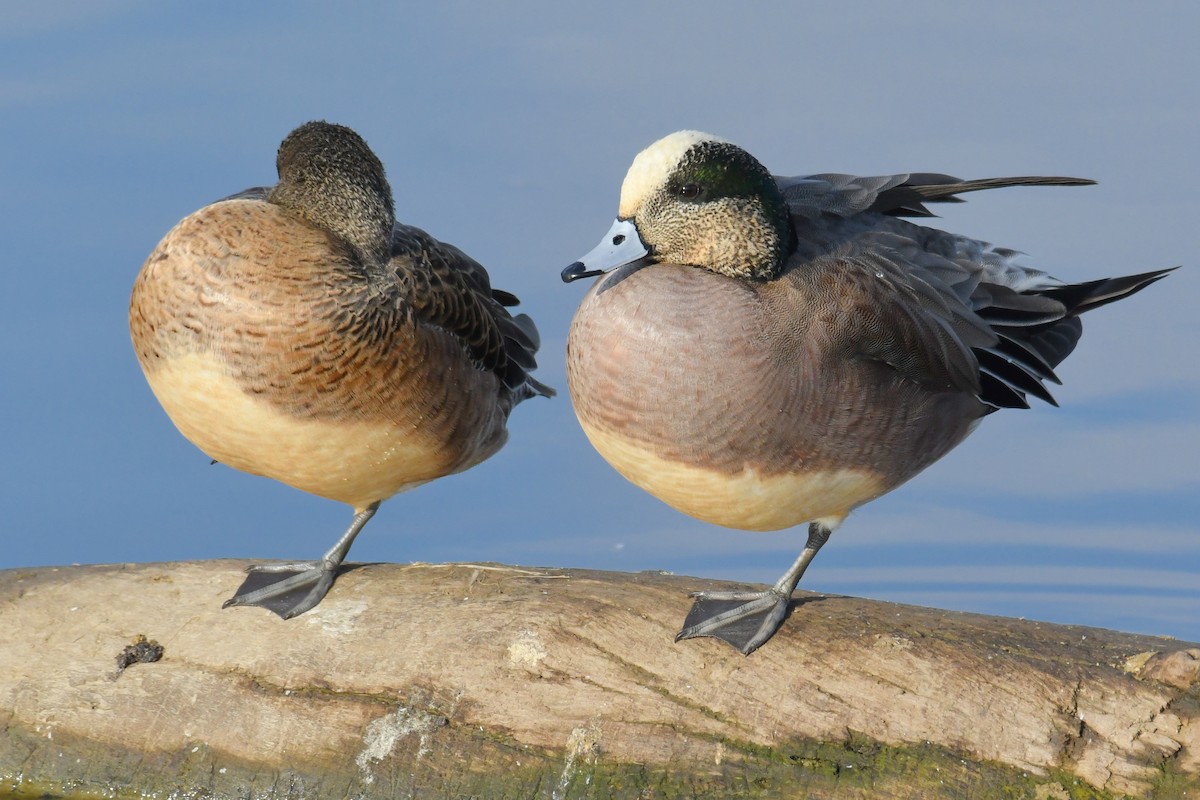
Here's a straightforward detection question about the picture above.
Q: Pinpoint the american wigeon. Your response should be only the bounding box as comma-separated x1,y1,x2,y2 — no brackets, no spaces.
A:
561,130,1172,654
131,121,553,618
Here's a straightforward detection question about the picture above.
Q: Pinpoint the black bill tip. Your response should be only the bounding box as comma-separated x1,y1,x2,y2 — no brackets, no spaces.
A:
561,261,602,283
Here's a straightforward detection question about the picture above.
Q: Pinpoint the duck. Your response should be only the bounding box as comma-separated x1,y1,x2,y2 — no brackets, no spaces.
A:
561,130,1172,655
130,120,553,619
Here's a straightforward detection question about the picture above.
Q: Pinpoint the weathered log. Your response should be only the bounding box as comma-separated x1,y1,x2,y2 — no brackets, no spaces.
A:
0,561,1196,798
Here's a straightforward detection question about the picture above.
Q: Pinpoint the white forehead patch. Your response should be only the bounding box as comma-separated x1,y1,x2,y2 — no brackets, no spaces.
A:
618,130,728,218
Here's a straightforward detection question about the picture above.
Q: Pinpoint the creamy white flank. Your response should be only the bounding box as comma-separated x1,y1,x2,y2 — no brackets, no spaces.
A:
618,130,727,219
579,420,882,532
143,352,435,508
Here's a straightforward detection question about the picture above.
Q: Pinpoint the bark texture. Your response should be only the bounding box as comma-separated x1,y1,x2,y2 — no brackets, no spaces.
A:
0,560,1197,799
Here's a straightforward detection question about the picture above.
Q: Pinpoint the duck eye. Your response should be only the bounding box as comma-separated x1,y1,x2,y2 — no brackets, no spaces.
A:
678,183,703,200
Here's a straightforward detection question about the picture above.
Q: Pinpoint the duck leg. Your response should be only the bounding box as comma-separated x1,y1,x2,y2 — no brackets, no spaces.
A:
676,521,833,655
223,501,381,619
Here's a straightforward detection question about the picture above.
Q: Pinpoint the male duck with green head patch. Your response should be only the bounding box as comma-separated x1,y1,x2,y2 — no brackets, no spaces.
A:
562,130,1173,655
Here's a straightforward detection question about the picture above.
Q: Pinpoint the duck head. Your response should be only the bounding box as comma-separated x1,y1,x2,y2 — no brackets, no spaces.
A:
562,131,792,287
269,121,396,268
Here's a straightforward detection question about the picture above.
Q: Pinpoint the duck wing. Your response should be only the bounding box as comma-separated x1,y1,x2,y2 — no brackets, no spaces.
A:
390,224,554,399
790,197,1172,410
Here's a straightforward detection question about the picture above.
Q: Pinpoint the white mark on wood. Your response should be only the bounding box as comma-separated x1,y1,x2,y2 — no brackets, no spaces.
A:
554,725,601,800
410,562,570,578
508,629,547,670
304,600,368,635
355,705,443,785
872,634,914,652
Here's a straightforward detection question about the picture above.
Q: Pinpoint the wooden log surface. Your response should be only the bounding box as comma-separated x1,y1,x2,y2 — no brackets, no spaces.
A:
0,560,1197,799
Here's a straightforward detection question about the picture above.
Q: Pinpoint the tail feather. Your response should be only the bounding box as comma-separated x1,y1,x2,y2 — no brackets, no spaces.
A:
877,176,1096,218
974,267,1175,409
914,175,1096,201
1040,267,1177,316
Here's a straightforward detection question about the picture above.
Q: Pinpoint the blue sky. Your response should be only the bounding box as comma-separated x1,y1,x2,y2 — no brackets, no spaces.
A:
2,2,1196,641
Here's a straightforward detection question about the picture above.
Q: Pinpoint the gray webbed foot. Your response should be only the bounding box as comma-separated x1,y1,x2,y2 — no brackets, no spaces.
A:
222,501,380,619
675,588,792,655
223,561,340,619
674,521,834,655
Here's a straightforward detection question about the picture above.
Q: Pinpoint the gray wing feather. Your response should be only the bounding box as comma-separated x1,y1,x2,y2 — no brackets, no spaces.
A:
788,176,1170,410
777,173,1095,220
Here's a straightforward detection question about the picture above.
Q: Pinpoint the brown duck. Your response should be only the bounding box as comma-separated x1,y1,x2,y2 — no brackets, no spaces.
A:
562,130,1172,654
131,121,552,618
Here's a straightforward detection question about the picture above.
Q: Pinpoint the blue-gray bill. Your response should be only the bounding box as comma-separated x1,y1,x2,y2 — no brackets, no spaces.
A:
561,217,648,284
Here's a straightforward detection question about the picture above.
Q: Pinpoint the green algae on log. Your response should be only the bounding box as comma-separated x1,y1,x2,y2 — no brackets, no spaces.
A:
0,561,1197,798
